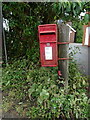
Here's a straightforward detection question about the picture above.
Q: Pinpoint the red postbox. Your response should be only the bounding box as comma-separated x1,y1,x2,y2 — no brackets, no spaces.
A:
38,24,58,67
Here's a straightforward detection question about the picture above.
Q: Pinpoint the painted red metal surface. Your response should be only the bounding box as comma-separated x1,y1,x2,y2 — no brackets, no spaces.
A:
58,58,72,60
57,42,70,44
58,70,62,76
38,24,58,67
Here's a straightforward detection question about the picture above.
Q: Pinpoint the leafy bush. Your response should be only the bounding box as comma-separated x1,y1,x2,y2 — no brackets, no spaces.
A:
2,58,89,119
72,21,83,43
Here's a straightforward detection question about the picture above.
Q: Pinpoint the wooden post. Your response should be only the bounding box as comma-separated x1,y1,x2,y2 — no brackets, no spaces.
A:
57,23,70,89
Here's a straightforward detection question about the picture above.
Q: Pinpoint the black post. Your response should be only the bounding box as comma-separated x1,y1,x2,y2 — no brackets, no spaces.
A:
0,2,2,65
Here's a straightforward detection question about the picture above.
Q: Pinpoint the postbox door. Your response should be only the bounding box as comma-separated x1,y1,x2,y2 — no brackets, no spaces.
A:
40,43,57,67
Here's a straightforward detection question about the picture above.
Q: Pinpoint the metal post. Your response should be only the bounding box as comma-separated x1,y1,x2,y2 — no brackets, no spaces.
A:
0,2,2,65
3,27,8,66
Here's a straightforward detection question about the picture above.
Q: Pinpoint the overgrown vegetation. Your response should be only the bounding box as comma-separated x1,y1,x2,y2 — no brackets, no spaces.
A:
3,2,90,62
2,56,89,119
72,21,83,43
2,2,90,119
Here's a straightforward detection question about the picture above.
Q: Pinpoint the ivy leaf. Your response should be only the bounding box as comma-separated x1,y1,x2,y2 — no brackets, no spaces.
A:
73,84,76,89
40,89,49,100
38,89,49,104
28,83,37,96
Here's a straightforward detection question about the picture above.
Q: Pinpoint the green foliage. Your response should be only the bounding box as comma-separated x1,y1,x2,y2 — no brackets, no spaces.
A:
2,2,90,118
72,21,83,43
2,58,89,119
84,13,90,24
3,3,41,61
3,2,90,62
53,2,84,21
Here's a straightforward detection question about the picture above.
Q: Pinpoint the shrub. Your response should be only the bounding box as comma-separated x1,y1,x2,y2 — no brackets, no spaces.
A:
2,59,89,119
